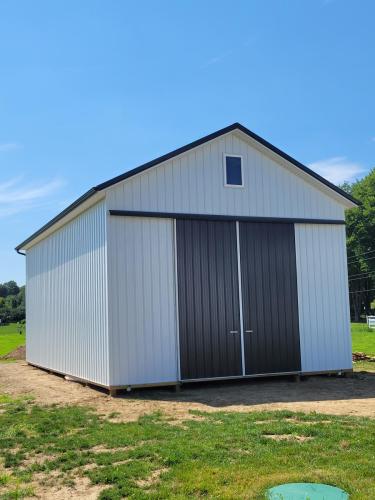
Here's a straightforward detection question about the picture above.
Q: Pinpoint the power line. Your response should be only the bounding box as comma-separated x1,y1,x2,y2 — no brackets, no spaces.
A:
347,255,375,266
348,271,375,279
347,249,375,262
349,288,375,294
349,274,375,282
349,270,375,279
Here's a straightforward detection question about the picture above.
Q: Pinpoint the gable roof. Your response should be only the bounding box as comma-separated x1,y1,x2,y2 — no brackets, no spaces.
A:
16,122,359,251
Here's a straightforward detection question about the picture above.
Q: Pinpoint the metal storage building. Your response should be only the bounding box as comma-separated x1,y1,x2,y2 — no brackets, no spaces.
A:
16,123,358,393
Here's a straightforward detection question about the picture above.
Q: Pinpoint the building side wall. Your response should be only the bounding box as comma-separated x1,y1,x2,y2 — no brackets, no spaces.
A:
107,215,178,386
106,132,345,220
26,201,110,386
295,224,352,372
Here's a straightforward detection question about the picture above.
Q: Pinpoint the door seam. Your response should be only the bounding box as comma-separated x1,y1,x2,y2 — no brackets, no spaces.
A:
236,221,246,376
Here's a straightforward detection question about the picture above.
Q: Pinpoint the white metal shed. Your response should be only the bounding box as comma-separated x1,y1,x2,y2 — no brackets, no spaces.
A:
16,123,358,393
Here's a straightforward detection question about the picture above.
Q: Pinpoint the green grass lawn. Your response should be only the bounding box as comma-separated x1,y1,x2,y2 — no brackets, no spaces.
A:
0,323,25,357
351,322,375,372
351,322,375,355
0,395,373,499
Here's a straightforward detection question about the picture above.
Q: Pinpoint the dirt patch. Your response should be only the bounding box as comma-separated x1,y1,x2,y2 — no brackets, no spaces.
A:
79,459,132,473
31,474,106,500
136,467,169,488
284,418,333,426
90,444,134,453
1,346,26,360
20,452,56,469
353,352,375,362
263,434,313,442
254,419,279,424
1,362,375,420
167,413,207,427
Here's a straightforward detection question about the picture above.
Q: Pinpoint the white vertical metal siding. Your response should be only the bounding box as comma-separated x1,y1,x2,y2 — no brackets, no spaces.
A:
106,132,345,220
295,224,352,372
26,201,109,386
107,216,178,386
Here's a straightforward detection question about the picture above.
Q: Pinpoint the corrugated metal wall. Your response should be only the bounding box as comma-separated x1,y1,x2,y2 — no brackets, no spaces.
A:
26,201,109,386
107,216,178,386
106,131,345,220
295,224,352,372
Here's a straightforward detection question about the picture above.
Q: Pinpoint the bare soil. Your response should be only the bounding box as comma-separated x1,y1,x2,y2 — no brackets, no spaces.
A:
263,434,313,442
0,361,374,419
1,345,26,360
353,351,375,362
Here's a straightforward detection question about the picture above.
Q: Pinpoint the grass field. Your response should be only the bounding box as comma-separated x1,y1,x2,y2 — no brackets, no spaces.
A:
0,323,25,357
351,322,375,355
351,322,375,371
0,395,373,499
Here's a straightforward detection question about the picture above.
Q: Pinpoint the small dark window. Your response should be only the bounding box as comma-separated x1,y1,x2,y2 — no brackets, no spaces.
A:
225,156,243,186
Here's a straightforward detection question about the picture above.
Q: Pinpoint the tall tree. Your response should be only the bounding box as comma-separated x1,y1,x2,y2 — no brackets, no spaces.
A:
3,281,20,296
342,169,375,321
0,282,25,323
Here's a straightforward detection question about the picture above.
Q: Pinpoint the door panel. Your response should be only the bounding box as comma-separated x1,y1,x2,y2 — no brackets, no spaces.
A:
177,219,242,380
240,222,301,374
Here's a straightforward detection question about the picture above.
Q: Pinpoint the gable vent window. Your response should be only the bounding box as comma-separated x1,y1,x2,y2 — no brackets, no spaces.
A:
224,155,243,187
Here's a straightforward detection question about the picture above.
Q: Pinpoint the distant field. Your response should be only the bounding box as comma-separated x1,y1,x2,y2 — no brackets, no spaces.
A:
0,323,25,357
351,322,375,355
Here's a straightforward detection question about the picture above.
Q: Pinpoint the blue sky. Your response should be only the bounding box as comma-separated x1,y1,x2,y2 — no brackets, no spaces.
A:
1,0,374,284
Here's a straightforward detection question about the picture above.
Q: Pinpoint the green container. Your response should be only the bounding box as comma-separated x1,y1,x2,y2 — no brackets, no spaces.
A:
266,483,349,499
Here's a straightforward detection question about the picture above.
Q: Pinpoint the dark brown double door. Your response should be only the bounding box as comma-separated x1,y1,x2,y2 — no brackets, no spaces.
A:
176,219,301,380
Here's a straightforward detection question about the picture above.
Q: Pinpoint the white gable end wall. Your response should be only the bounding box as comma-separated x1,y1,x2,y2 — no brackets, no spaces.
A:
106,132,345,220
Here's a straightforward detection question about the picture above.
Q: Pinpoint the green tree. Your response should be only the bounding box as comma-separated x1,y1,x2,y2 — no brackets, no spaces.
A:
0,282,25,323
342,168,375,321
3,281,20,296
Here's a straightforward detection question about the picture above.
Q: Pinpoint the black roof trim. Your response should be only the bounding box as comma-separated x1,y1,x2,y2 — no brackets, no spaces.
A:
15,188,96,251
234,123,359,205
15,122,359,251
109,210,346,225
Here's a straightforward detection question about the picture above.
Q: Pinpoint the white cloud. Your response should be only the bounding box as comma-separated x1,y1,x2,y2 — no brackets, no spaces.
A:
202,49,233,68
0,176,65,218
308,156,366,185
0,143,23,152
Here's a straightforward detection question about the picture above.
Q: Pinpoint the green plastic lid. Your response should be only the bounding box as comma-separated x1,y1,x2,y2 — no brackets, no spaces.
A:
266,483,349,499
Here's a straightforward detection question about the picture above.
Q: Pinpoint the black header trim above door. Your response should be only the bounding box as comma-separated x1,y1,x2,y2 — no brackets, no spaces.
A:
109,210,345,225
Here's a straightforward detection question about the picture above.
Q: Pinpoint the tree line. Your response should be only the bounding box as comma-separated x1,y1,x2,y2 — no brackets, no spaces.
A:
342,168,375,322
0,281,25,324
